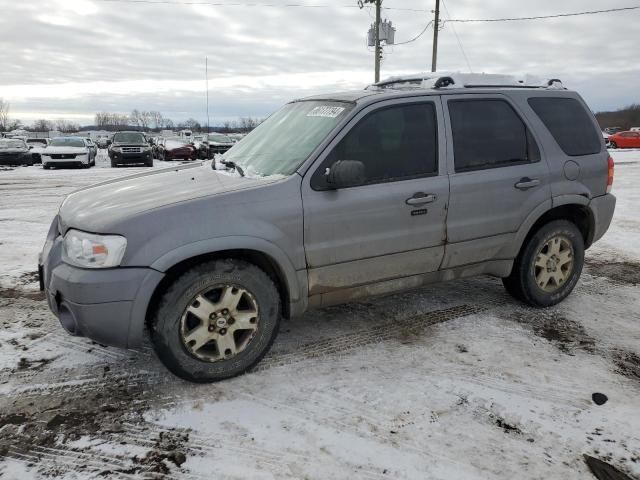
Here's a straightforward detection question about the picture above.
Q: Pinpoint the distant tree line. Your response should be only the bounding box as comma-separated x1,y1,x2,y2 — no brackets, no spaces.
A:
596,104,640,130
93,110,264,133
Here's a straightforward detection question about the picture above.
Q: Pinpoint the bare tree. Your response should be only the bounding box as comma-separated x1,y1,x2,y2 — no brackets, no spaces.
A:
181,118,201,131
163,118,175,129
0,98,10,132
32,119,53,132
150,111,164,130
54,119,80,133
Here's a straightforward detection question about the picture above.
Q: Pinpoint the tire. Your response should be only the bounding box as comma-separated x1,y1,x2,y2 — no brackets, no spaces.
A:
150,259,281,383
502,220,584,307
110,159,118,168
609,141,617,149
145,159,153,167
43,164,50,170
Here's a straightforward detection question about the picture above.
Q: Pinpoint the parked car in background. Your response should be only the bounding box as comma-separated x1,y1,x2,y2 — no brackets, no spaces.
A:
160,138,198,161
0,138,34,166
604,127,623,135
152,137,165,159
41,137,96,169
630,127,640,132
108,131,153,167
200,133,235,159
608,130,640,149
26,138,49,164
39,74,616,382
96,137,111,149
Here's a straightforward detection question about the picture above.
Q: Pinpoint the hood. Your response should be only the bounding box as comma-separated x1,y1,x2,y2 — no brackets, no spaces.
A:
58,163,281,234
44,146,87,154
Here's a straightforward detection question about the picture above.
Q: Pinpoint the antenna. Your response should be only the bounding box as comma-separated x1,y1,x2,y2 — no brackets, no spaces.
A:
205,57,210,134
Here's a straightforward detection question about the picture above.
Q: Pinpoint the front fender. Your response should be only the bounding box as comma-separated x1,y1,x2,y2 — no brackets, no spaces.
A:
150,235,302,302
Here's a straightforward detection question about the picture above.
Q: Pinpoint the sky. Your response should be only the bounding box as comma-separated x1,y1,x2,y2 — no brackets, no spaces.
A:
0,0,638,126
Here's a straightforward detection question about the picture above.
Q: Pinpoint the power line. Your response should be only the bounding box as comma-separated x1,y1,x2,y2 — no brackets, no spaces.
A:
445,5,640,23
441,0,472,72
393,20,433,46
94,0,428,10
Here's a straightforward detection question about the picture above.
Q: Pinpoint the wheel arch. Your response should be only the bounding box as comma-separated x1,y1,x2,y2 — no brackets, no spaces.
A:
146,238,302,329
515,201,596,263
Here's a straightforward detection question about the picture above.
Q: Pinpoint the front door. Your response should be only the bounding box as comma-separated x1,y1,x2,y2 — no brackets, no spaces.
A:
301,98,449,298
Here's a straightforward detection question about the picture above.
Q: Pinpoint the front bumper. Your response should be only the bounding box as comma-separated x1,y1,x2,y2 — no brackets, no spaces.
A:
0,153,32,165
110,151,152,164
43,154,89,167
40,220,164,349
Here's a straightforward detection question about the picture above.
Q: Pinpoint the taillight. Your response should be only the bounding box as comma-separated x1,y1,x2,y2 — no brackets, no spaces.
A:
606,155,614,193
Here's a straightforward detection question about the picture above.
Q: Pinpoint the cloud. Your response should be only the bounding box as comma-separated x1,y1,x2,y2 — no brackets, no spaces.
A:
0,0,638,124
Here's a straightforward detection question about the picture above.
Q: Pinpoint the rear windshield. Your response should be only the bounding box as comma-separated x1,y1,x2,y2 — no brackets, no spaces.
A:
49,138,85,148
27,139,47,145
528,97,602,156
113,132,146,144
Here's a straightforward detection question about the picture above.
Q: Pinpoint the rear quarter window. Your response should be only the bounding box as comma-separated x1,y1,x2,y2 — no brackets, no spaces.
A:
528,97,602,156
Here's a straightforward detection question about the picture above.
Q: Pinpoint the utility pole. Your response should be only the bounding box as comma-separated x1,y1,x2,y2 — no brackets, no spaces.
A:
374,0,381,82
205,56,210,133
431,0,440,72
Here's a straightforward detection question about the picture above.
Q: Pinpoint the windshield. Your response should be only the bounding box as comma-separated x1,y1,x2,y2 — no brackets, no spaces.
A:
208,134,232,143
0,139,26,149
49,138,85,148
113,132,146,143
224,101,352,176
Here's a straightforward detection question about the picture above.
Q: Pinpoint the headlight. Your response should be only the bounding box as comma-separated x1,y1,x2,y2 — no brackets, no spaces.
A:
111,146,122,152
62,230,127,268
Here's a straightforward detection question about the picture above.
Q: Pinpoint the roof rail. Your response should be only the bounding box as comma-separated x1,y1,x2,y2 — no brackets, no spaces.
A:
366,73,565,91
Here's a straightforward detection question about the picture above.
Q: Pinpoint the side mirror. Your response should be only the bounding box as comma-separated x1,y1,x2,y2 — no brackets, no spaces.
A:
325,160,365,189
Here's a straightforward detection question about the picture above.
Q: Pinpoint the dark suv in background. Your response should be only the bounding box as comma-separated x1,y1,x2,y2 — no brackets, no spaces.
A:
108,131,153,167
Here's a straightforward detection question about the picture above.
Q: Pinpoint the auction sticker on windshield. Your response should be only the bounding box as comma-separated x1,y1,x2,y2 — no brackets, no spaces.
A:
306,106,346,118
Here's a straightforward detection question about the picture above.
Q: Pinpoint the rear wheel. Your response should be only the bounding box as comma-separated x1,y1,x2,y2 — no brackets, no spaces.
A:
150,259,281,382
502,220,584,307
42,163,50,170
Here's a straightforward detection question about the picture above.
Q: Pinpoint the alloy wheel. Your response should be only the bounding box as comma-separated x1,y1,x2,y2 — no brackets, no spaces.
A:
534,235,574,292
180,284,259,362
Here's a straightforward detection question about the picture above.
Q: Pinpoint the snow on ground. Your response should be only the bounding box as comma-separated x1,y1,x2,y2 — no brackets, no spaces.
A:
0,150,638,479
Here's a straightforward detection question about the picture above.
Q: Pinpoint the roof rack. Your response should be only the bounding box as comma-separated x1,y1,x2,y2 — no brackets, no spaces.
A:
366,73,565,91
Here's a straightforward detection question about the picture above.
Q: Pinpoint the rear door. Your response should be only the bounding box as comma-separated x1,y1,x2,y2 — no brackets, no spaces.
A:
301,97,449,297
442,94,551,268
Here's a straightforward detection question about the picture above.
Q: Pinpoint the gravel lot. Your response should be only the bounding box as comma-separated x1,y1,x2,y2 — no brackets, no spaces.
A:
0,149,639,479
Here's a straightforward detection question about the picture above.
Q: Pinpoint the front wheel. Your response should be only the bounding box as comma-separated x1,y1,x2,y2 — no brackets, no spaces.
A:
609,141,618,149
150,259,281,382
502,220,584,307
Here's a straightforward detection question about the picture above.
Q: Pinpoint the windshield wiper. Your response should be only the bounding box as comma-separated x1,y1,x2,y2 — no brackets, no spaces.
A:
218,159,245,177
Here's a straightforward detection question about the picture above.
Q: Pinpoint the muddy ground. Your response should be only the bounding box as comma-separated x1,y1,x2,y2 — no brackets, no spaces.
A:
0,152,639,479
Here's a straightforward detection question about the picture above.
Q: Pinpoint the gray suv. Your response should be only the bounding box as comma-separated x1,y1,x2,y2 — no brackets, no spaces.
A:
39,74,616,382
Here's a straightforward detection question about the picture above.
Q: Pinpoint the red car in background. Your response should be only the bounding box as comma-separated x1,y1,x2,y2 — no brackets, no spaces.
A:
159,138,198,161
608,131,640,149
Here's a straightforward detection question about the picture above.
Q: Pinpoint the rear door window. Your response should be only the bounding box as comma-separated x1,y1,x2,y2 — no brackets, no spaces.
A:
448,99,539,173
528,97,602,156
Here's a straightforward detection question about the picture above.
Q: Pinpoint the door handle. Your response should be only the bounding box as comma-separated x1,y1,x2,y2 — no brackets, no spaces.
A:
406,193,437,206
514,177,541,190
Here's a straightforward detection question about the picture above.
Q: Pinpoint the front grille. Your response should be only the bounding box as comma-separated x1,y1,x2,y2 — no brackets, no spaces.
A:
51,154,77,160
122,147,142,154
